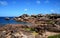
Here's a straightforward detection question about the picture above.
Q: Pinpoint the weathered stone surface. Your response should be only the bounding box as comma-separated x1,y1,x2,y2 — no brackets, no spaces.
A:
0,14,60,38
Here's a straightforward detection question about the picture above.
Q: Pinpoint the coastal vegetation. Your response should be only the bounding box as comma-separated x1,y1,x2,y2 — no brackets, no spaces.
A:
48,34,60,38
0,13,60,38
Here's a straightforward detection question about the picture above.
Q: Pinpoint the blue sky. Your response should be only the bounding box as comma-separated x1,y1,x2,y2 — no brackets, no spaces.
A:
0,0,60,16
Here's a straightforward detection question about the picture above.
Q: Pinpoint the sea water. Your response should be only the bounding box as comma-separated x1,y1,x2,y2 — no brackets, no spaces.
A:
0,17,32,26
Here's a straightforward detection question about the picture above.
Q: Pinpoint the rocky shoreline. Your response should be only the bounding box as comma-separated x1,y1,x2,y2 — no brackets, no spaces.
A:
13,14,60,32
0,14,60,38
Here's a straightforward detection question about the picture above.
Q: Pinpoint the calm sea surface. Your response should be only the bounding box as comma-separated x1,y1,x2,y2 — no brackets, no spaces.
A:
0,17,32,26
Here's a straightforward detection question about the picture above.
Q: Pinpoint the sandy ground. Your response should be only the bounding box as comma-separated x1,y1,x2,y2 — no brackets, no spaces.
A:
43,31,60,37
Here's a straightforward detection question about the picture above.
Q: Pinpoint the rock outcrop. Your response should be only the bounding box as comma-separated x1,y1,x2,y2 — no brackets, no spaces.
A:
0,14,60,38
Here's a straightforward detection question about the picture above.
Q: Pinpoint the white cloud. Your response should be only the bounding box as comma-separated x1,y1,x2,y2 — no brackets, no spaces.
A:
51,10,54,12
50,10,55,13
36,0,40,4
24,9,28,11
0,1,8,6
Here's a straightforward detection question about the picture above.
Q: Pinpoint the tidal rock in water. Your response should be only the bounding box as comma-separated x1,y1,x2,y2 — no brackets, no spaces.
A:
5,17,10,20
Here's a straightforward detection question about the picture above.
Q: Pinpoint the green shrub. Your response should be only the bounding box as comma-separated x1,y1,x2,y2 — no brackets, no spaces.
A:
47,21,55,24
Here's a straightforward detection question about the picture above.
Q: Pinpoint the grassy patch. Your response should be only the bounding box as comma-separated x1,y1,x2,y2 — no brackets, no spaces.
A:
24,28,35,31
25,28,31,31
32,31,38,35
24,28,38,35
48,34,60,38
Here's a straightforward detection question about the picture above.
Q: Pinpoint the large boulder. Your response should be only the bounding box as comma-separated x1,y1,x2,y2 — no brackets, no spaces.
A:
46,24,60,32
19,14,29,18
